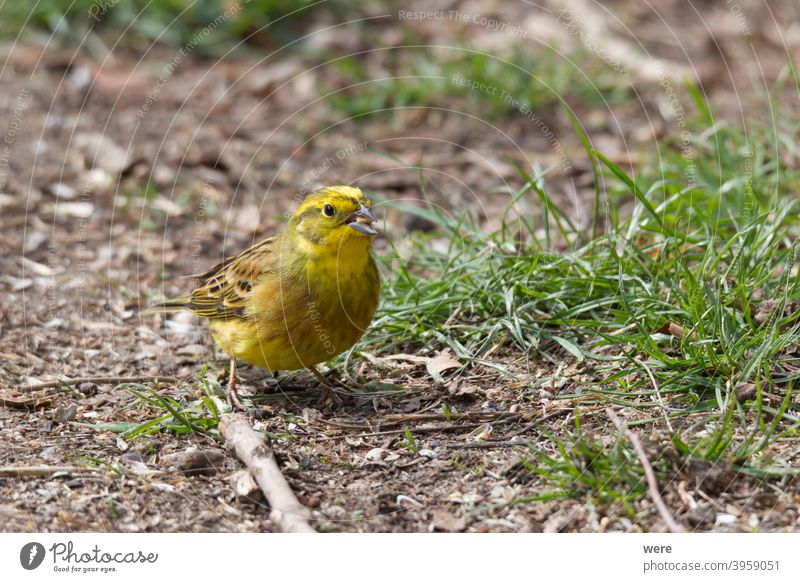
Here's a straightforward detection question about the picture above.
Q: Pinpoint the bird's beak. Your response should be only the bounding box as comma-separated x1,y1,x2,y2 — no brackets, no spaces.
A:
346,204,378,235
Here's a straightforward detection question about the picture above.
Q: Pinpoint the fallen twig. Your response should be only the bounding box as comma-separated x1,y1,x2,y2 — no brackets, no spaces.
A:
606,409,685,533
0,465,99,477
0,391,55,408
316,418,518,441
445,440,528,449
381,410,520,425
16,375,176,393
506,408,575,438
219,413,315,533
318,410,521,430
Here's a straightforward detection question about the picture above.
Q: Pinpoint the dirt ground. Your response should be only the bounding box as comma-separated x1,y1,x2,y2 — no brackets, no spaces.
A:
2,0,800,532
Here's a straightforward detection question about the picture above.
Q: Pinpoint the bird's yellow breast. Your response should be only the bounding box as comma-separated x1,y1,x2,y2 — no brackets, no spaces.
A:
210,246,379,371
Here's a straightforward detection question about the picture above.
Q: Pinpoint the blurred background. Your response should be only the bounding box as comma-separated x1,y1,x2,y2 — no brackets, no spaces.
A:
2,0,795,280
4,0,794,261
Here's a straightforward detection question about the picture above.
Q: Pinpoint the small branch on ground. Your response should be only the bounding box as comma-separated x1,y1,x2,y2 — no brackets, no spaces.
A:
317,418,516,441
317,410,521,430
606,409,685,533
506,407,578,439
219,413,315,533
445,440,528,449
17,375,176,393
0,465,101,477
0,392,55,408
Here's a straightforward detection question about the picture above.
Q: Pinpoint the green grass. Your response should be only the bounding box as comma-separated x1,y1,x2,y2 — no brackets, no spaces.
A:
77,371,224,440
353,87,800,496
0,0,352,53
323,45,633,120
515,414,649,508
399,427,418,453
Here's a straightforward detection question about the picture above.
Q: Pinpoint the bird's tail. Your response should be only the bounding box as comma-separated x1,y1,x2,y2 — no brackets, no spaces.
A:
140,296,191,316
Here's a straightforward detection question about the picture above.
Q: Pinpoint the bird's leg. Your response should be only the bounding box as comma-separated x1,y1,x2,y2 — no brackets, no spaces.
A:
308,365,330,386
308,365,341,404
227,357,244,410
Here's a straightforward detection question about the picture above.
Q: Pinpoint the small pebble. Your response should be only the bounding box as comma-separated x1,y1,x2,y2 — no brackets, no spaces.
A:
365,448,385,461
47,183,76,199
53,404,77,424
396,494,424,509
715,513,737,526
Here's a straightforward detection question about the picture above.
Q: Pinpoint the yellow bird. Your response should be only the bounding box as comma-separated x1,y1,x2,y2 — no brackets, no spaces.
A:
154,186,380,407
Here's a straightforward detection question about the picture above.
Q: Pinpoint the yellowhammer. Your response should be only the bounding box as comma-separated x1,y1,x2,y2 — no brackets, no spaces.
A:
154,186,380,407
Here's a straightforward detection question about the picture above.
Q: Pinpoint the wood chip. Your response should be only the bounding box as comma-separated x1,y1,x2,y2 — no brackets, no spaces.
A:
432,508,466,532
160,447,226,476
228,469,263,504
426,349,461,385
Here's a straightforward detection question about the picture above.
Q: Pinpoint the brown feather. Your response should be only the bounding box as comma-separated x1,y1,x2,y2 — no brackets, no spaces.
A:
181,237,279,321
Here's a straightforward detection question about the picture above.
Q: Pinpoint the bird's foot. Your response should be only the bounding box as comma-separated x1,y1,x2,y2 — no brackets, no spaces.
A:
226,384,245,411
308,366,343,406
226,358,245,411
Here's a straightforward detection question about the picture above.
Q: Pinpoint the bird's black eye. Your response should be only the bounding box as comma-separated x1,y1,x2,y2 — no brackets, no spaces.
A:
323,204,335,217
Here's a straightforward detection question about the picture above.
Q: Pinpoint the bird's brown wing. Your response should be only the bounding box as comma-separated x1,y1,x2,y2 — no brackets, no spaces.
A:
182,236,279,321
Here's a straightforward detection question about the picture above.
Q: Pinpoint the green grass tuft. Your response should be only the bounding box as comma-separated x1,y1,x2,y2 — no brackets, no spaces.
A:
323,46,633,121
357,90,800,489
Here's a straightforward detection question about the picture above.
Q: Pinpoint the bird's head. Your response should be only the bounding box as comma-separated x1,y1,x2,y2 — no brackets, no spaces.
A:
289,186,378,249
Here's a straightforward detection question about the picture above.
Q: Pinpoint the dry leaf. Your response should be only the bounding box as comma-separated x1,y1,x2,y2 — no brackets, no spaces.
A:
432,508,466,532
0,389,55,409
657,321,686,338
161,447,226,476
734,382,756,403
73,133,135,174
426,349,461,385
